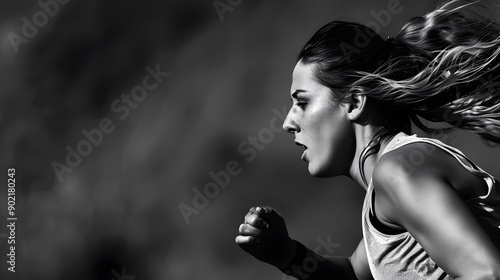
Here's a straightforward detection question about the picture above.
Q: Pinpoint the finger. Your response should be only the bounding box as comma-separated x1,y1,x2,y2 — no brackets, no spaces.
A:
245,212,269,229
235,235,261,245
244,207,257,221
256,207,282,224
256,206,273,216
239,223,267,238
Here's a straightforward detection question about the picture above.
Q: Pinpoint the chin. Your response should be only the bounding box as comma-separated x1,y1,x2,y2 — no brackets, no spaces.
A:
307,163,338,178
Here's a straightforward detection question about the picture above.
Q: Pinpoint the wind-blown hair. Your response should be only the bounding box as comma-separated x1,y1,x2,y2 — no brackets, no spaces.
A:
298,0,500,185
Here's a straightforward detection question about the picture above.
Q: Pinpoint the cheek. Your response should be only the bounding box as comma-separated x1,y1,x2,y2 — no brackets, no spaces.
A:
307,105,337,133
315,111,348,148
305,108,354,177
318,115,354,164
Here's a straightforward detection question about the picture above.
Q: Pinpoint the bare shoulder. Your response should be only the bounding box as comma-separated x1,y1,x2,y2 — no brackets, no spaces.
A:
372,140,487,203
370,142,456,230
373,141,446,188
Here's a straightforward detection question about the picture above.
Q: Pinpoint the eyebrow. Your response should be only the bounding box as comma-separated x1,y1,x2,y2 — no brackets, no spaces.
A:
291,89,307,101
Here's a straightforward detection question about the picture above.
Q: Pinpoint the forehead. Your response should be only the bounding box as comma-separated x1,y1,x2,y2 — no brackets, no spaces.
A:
291,61,321,95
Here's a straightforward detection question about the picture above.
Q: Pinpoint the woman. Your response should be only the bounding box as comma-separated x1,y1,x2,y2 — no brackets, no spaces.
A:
235,0,500,279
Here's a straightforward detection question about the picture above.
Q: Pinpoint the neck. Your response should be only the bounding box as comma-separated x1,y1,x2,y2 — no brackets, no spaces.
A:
348,125,399,190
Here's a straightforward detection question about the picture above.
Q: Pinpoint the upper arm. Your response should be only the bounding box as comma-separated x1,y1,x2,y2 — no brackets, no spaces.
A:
373,155,500,279
350,239,373,280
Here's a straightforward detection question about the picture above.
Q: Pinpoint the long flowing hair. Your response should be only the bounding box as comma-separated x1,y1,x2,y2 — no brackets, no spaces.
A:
298,0,500,185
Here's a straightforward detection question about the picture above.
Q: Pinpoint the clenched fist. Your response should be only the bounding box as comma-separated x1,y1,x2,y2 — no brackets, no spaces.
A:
235,206,297,270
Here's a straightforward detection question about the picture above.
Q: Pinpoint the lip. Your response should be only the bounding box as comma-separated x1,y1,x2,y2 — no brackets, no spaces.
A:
294,140,308,149
294,140,308,161
301,150,307,161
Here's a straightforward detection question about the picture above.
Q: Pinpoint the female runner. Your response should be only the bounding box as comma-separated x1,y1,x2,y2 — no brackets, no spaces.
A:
235,0,500,279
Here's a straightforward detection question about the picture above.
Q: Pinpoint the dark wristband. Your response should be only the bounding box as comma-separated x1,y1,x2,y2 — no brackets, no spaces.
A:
280,240,307,275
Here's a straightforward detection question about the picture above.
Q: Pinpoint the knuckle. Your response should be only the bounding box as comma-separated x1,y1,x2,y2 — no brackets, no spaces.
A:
244,213,253,223
256,216,268,227
244,213,251,221
239,223,247,233
247,214,258,225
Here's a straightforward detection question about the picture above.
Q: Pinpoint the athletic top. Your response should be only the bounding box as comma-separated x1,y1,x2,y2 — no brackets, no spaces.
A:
362,132,500,279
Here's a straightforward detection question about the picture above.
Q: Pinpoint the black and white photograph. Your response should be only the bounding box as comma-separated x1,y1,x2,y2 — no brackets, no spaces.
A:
0,0,499,279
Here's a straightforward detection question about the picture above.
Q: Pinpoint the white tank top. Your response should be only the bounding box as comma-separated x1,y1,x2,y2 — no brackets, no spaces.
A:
362,132,500,279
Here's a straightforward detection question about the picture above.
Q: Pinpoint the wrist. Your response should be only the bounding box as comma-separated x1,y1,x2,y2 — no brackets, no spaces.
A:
278,240,305,272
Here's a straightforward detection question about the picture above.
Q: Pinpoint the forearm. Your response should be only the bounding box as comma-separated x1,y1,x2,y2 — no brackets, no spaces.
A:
279,241,358,280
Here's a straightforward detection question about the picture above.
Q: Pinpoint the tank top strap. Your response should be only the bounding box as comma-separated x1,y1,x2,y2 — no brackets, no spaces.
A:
380,132,496,199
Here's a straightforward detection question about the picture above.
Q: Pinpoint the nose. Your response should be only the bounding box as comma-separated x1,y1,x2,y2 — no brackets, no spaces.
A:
282,109,300,133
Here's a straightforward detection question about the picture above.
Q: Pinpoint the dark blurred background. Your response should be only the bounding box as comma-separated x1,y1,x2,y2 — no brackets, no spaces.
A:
1,0,499,279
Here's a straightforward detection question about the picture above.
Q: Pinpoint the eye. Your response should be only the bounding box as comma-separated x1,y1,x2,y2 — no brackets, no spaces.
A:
295,102,307,109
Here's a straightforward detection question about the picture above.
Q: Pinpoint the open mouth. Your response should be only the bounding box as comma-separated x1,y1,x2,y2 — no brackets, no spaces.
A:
295,141,308,161
294,141,307,149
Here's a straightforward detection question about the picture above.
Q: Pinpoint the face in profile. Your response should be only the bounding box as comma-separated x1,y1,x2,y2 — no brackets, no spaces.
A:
283,61,356,178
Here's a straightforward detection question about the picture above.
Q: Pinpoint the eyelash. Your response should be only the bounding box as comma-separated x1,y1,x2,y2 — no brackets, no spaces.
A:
295,102,306,109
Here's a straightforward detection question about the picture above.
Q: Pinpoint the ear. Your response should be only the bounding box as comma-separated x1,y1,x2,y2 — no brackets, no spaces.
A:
346,93,367,121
